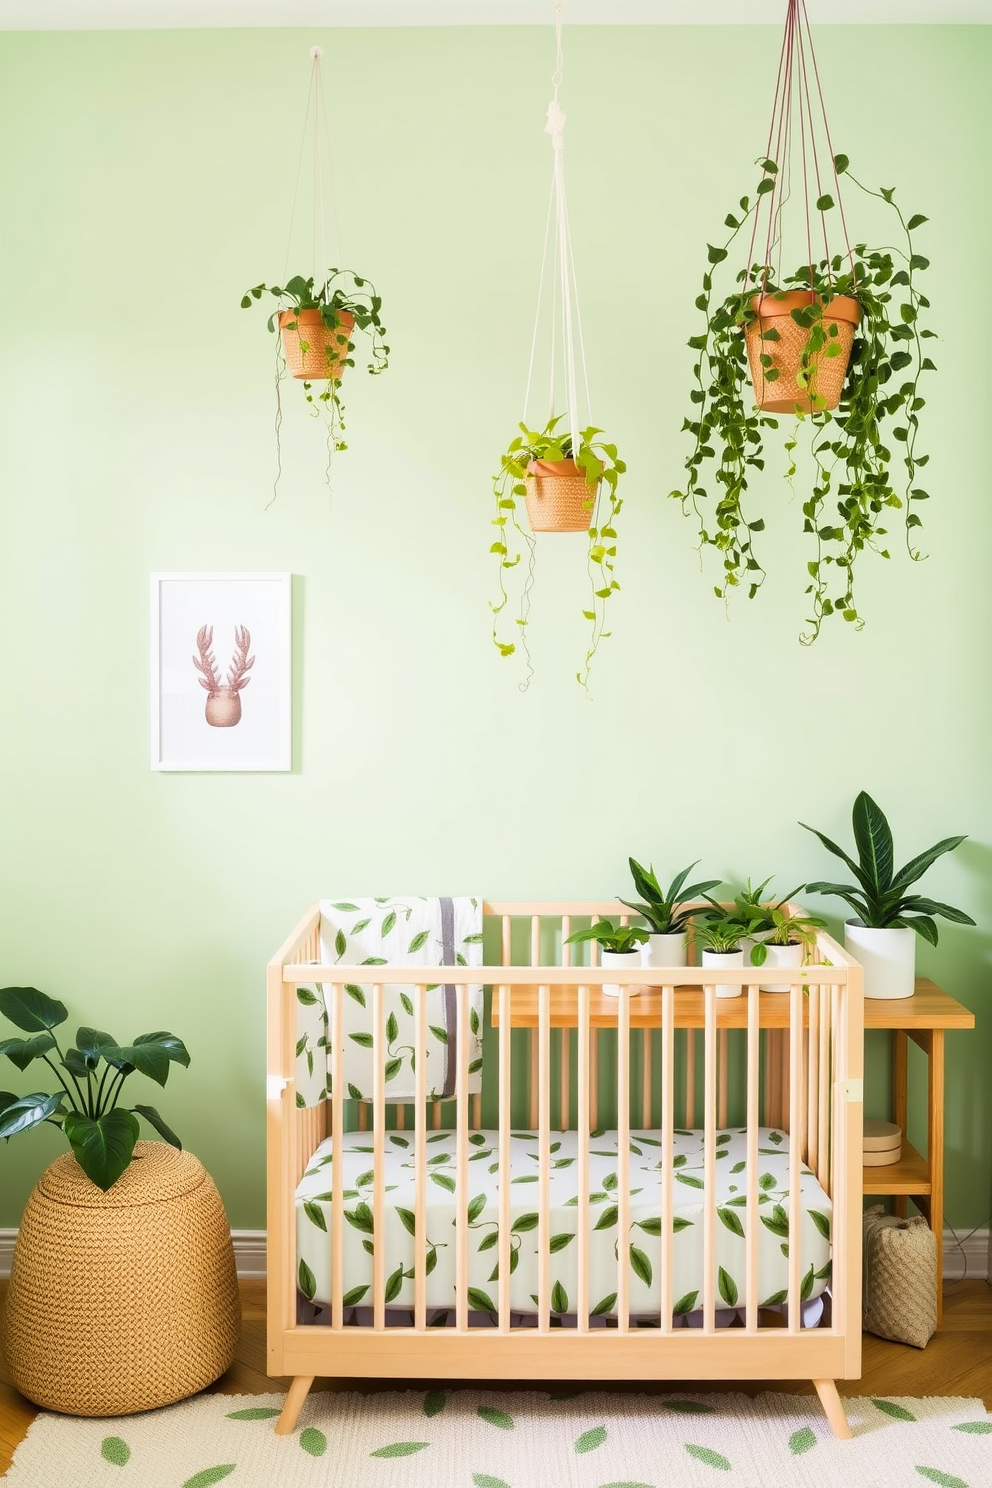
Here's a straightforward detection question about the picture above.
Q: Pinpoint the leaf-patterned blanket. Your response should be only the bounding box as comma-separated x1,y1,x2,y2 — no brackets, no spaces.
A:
296,1126,832,1325
317,897,484,1102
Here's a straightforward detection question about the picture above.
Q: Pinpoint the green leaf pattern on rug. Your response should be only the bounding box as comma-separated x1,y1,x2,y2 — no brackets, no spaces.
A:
423,1389,447,1417
915,1470,970,1488
181,1470,236,1488
100,1436,130,1466
370,1441,430,1457
789,1425,817,1455
300,1427,327,1457
663,1400,715,1414
478,1406,514,1430
575,1426,607,1453
472,1475,512,1488
226,1407,281,1420
685,1443,732,1470
874,1400,918,1421
953,1422,992,1433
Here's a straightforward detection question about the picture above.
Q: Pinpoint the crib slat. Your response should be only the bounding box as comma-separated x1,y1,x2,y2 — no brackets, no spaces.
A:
818,987,831,1189
498,981,511,1334
641,1029,652,1129
577,982,591,1333
745,982,760,1334
456,983,470,1333
589,938,600,1132
560,916,572,1129
718,1028,729,1129
659,986,674,1334
788,981,803,1334
684,1029,696,1128
414,981,427,1331
616,985,631,1335
538,982,551,1334
807,984,820,1180
330,983,345,1332
372,983,386,1332
702,984,717,1332
529,916,541,1131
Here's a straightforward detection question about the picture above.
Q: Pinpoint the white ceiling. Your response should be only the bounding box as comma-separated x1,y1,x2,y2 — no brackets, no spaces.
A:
2,0,990,28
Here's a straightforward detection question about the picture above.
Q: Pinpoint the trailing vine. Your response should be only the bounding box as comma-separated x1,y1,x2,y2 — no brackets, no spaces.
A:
671,155,933,641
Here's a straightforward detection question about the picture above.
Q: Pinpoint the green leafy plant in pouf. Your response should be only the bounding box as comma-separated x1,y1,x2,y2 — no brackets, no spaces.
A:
671,153,934,643
0,986,189,1191
800,791,974,945
620,858,721,935
490,415,626,690
241,269,388,483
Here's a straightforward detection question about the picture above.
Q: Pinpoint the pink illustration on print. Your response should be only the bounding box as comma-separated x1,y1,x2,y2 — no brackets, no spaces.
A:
193,624,255,727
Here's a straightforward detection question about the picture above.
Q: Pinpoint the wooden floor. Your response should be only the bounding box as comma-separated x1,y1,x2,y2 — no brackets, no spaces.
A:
2,1278,990,1474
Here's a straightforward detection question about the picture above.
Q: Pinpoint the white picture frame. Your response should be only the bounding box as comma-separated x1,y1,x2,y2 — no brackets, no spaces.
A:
151,572,292,772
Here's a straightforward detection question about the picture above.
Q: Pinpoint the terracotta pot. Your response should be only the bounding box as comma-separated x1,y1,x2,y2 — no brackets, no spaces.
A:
205,689,242,728
278,307,355,382
743,291,860,413
524,458,598,533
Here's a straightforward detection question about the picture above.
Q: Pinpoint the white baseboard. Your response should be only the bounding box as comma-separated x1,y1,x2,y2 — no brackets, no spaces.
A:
1,1226,987,1284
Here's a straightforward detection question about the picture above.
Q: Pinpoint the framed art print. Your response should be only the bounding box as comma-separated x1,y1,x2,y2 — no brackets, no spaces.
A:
151,572,292,771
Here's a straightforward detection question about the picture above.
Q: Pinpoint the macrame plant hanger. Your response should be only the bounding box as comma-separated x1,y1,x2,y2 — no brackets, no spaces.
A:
493,0,623,694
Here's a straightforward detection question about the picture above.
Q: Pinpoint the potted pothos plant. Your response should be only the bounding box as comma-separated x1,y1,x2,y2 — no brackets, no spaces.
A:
241,269,388,486
0,986,189,1191
671,153,934,643
752,907,827,993
619,857,722,971
490,415,626,691
564,919,648,998
801,790,974,1000
704,876,807,965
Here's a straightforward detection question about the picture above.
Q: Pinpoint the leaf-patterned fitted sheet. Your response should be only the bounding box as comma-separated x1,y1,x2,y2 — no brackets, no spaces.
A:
296,1126,831,1322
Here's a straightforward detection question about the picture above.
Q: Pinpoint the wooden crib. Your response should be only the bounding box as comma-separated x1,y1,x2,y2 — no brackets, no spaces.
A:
266,900,864,1438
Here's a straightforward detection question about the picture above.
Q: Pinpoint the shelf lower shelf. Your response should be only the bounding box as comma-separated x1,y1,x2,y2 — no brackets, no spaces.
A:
862,1140,930,1196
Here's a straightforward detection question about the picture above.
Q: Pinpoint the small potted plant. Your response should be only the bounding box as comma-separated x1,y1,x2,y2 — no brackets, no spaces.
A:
703,877,805,966
564,919,648,998
750,906,827,993
490,415,626,689
619,857,722,971
241,268,388,467
694,913,754,1000
800,791,974,1000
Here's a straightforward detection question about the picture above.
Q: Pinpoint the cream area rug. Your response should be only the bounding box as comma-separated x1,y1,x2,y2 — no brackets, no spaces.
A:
5,1389,991,1487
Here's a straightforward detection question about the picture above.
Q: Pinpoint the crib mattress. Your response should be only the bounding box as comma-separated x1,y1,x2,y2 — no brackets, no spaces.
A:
296,1126,832,1321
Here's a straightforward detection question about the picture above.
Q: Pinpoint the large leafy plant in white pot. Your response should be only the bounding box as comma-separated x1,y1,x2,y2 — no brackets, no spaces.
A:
801,791,974,999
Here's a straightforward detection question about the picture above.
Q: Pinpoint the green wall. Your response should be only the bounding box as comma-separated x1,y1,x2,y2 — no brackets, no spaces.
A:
0,24,989,1232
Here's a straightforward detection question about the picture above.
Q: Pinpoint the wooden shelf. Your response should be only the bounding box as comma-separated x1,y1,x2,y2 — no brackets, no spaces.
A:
862,1141,930,1196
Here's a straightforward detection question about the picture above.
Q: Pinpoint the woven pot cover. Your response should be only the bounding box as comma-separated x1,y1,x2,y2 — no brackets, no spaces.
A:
524,458,598,533
743,291,860,414
1,1141,240,1416
278,307,354,381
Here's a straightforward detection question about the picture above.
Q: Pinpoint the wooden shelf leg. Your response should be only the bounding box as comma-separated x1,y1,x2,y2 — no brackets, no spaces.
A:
276,1374,315,1435
892,1030,909,1219
929,1029,945,1324
813,1378,852,1440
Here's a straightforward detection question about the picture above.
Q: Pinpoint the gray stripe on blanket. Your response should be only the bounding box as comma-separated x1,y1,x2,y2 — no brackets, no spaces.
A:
440,896,457,1099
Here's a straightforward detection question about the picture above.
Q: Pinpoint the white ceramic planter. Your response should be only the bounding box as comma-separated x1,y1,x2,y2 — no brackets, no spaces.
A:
740,928,774,967
844,920,916,1000
702,947,744,999
759,941,804,993
641,932,688,972
601,948,642,998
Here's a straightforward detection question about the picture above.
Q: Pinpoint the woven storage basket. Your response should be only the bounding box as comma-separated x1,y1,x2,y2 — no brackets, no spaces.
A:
862,1203,938,1349
278,307,355,381
744,291,860,413
1,1141,240,1416
525,458,598,533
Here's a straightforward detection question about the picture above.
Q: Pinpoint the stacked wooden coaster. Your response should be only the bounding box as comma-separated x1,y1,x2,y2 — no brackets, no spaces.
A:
863,1119,902,1167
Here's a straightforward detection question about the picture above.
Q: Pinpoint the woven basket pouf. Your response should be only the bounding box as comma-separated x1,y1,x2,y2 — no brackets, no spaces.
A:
1,1141,240,1416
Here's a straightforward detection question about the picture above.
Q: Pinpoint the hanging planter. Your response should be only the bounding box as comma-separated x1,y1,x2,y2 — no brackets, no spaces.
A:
490,2,626,691
241,49,389,500
670,0,935,642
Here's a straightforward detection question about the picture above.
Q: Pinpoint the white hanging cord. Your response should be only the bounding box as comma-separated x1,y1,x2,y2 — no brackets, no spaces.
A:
282,47,338,298
522,178,557,426
316,57,346,271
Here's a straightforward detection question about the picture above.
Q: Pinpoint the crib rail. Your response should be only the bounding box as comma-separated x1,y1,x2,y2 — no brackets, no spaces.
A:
267,902,863,1385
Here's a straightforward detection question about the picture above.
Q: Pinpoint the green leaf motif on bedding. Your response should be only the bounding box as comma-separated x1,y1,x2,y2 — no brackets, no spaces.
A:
629,1245,652,1287
430,1172,456,1193
429,1025,449,1044
471,1476,511,1488
399,991,413,1016
384,1057,403,1082
300,1428,327,1457
789,1426,817,1455
673,1216,694,1232
351,918,371,935
332,902,360,912
759,1172,776,1189
550,1232,575,1252
344,1202,374,1233
809,1208,831,1239
409,929,430,953
101,1436,130,1465
590,1292,617,1316
685,1444,731,1471
423,1389,447,1417
718,1267,739,1307
672,1292,699,1316
801,1265,815,1301
914,1472,969,1488
512,1213,539,1232
761,1204,790,1237
551,1281,569,1314
370,1441,429,1458
761,1290,788,1307
298,1259,316,1300
467,1193,487,1223
953,1422,992,1434
477,1405,513,1429
478,1231,499,1252
386,1011,399,1042
634,1217,662,1236
181,1470,236,1488
595,1205,619,1231
384,1265,404,1303
344,984,366,1007
717,1206,745,1238
463,932,484,943
334,929,347,958
575,1426,607,1453
470,1007,481,1035
676,1173,704,1189
381,912,397,938
349,1032,374,1049
303,1201,327,1231
342,1285,370,1306
296,986,319,1006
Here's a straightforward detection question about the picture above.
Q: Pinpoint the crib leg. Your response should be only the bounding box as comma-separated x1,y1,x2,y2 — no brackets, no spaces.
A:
276,1375,315,1435
813,1379,852,1440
